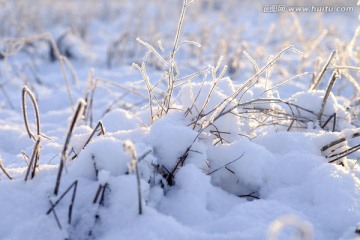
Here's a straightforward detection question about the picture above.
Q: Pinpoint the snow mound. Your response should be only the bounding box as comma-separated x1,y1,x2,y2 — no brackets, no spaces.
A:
146,113,206,172
289,90,352,130
101,109,141,132
69,136,131,179
207,139,274,195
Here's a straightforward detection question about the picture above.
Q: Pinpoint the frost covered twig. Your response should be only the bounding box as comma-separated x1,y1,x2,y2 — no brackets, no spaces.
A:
163,0,194,115
317,70,339,122
134,0,201,121
191,57,227,129
22,86,41,141
309,50,336,91
195,45,304,130
211,98,316,126
84,75,147,127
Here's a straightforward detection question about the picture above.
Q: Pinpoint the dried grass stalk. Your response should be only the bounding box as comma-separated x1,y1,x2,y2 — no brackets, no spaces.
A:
0,160,12,180
24,137,41,181
47,180,78,225
123,140,142,215
71,121,105,160
309,51,336,91
54,100,85,195
22,86,40,141
317,70,338,122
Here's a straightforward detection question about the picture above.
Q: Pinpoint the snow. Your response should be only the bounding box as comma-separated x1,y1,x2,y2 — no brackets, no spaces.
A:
207,139,272,195
146,112,206,172
69,136,132,179
1,0,360,240
101,109,141,132
289,90,352,130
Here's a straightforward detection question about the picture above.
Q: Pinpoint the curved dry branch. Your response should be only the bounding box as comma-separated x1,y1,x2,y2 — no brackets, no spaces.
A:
22,86,40,141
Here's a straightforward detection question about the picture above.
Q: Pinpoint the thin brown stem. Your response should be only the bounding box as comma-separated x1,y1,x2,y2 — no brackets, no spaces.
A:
54,100,85,196
309,50,336,91
0,160,12,180
317,70,338,122
24,137,41,181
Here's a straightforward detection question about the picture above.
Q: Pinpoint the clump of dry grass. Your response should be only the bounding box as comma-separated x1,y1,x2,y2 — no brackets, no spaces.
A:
129,0,360,186
82,70,147,127
133,0,203,122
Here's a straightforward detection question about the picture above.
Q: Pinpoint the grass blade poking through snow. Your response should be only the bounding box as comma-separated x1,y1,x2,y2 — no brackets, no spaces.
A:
88,183,110,237
84,121,105,148
47,180,78,225
48,200,62,230
321,113,336,132
165,132,202,186
207,153,245,175
321,130,360,163
71,121,105,160
321,131,360,152
327,144,360,164
54,100,85,196
317,70,339,123
123,140,142,215
24,137,41,181
309,50,336,91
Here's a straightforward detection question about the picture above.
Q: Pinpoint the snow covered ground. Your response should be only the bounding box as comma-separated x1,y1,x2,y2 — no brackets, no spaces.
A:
1,0,360,239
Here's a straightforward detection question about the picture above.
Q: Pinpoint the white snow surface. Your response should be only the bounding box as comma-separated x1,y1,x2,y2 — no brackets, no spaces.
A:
0,1,360,240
